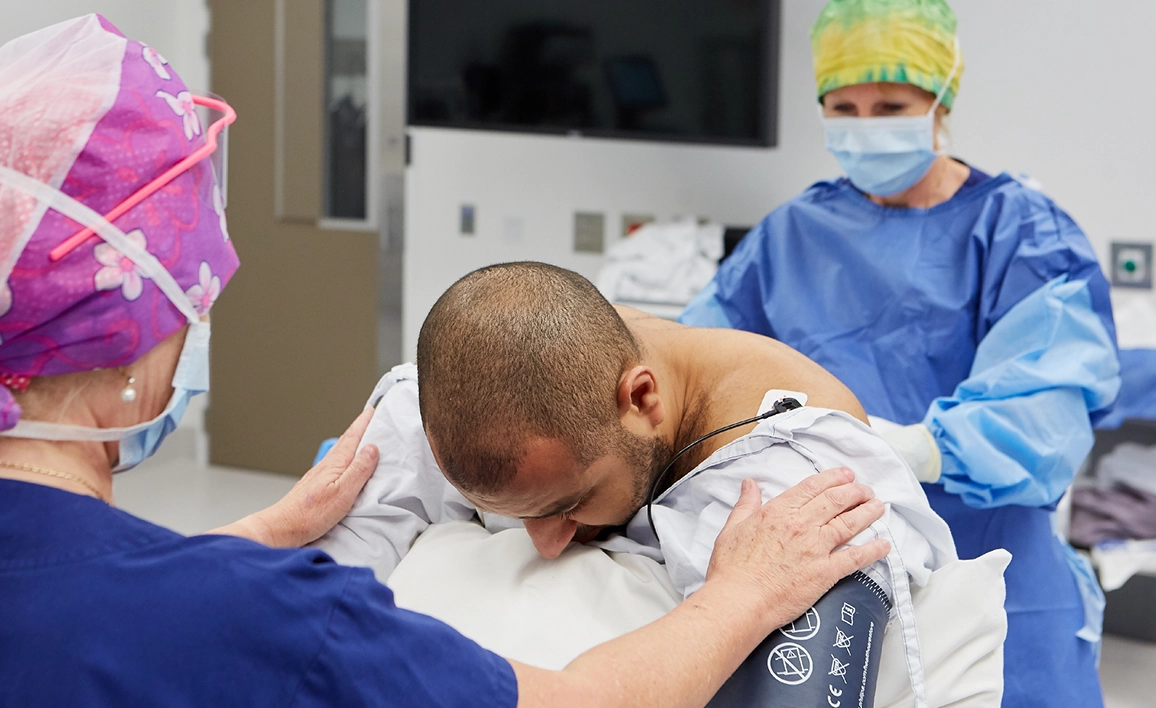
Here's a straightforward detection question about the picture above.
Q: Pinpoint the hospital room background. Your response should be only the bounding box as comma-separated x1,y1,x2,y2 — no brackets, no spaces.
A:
3,1,1154,705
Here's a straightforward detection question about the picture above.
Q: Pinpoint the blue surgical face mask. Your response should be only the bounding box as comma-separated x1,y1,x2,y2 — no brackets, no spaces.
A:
4,319,211,472
820,40,961,197
821,110,939,196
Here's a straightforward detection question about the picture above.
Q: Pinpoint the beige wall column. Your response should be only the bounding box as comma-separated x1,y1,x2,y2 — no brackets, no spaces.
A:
207,0,378,475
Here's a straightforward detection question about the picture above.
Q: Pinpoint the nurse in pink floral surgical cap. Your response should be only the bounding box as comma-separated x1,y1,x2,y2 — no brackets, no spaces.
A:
0,13,413,704
0,13,378,538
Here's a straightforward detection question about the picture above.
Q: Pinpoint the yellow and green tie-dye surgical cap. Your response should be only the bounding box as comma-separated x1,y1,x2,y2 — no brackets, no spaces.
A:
811,0,963,108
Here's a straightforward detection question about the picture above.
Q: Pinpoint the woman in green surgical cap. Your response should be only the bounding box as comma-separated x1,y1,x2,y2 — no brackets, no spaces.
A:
682,1,1117,705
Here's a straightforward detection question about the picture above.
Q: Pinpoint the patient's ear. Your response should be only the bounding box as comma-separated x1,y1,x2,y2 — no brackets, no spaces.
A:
617,366,664,429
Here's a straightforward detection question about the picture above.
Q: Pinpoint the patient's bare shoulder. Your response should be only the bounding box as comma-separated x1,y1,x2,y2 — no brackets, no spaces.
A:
682,326,868,424
758,337,867,422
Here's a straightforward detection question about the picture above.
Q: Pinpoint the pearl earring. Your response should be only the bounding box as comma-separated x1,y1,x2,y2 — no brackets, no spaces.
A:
121,376,137,403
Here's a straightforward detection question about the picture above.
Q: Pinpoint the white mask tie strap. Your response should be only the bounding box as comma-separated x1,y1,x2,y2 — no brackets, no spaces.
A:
0,165,199,324
929,38,961,114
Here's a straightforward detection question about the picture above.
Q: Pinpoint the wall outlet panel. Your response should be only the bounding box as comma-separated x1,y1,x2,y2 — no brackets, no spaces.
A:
1111,242,1153,289
621,213,655,238
574,212,606,253
459,204,475,235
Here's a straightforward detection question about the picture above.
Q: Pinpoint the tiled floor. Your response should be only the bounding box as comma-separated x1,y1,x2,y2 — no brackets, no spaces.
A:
114,456,1155,705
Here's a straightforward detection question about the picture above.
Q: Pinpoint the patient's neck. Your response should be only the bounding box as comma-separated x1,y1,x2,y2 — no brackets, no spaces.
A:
663,387,714,486
622,312,747,471
652,353,751,472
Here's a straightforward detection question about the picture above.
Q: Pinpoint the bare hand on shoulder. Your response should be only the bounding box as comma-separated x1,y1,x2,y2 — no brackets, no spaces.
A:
206,408,380,547
705,467,889,628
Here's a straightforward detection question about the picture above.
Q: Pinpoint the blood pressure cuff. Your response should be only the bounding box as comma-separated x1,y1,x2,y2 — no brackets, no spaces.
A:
708,571,891,708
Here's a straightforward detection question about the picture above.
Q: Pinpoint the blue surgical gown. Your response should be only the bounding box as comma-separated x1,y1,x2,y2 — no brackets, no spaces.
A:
0,480,518,708
681,169,1119,708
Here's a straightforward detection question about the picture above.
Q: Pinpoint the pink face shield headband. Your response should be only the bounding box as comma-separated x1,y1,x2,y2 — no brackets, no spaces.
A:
49,95,235,262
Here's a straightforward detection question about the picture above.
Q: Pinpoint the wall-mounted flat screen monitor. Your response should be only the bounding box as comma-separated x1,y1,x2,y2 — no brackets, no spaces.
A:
408,0,780,146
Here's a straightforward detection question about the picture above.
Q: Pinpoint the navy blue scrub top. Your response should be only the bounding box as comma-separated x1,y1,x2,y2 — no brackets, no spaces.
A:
0,480,518,707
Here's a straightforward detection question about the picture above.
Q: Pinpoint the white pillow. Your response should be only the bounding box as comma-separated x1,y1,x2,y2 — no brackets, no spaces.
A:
875,549,1008,708
389,522,1008,707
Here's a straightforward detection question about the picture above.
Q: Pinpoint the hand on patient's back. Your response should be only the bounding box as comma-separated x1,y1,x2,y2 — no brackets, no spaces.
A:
705,467,889,627
210,408,381,548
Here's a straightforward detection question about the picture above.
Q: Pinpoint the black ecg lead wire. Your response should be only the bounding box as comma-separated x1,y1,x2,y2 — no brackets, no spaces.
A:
645,397,803,539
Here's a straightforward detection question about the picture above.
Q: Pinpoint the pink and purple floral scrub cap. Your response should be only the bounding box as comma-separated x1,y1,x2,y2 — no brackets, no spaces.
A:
0,14,239,430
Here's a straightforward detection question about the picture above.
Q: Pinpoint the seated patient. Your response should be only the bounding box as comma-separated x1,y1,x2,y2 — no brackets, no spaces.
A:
314,262,958,700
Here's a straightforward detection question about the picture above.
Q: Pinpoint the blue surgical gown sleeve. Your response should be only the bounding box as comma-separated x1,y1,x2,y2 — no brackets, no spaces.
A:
680,280,734,328
679,223,766,332
925,276,1120,509
924,195,1119,509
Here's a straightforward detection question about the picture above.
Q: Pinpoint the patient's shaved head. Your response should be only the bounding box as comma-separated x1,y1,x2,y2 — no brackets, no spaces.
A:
417,262,641,495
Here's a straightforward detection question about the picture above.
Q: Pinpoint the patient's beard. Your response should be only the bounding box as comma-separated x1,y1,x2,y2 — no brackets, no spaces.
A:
617,430,674,518
575,431,672,541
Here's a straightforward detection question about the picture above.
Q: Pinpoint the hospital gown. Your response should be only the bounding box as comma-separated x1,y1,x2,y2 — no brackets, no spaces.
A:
311,364,958,699
314,364,954,585
679,169,1118,707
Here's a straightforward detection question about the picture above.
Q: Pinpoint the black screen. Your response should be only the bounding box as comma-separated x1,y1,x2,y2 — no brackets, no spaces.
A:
408,0,779,146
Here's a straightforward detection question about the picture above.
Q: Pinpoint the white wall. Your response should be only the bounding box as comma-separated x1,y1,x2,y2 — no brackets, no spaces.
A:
0,1,210,91
404,0,1156,357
